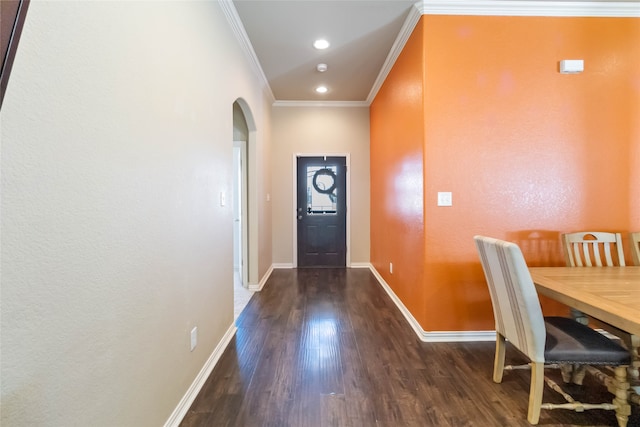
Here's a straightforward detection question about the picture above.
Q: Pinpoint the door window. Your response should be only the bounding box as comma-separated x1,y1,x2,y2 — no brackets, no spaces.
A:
306,166,337,214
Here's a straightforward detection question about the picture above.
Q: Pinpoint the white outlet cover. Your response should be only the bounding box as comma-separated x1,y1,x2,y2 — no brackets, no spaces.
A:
560,59,584,73
190,327,198,352
437,192,452,206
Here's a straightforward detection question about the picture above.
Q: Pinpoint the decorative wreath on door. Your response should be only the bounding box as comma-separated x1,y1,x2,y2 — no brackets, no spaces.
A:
312,168,337,195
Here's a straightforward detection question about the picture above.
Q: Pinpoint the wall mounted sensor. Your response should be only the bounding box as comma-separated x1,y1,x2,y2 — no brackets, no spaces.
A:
559,59,584,74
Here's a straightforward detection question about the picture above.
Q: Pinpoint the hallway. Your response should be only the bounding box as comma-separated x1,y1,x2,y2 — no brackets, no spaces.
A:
181,268,638,427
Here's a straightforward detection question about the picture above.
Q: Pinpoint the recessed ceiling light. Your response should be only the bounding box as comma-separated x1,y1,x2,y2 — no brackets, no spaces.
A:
317,63,328,72
315,86,328,94
313,39,330,50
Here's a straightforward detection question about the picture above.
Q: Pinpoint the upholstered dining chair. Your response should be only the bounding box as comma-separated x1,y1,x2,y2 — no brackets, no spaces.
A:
631,232,640,267
562,231,625,267
474,236,631,426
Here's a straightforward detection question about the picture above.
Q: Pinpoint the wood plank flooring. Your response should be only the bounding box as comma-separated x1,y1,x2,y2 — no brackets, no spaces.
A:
180,268,640,427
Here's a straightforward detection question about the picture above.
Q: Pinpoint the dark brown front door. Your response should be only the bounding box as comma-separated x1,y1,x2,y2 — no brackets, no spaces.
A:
296,156,346,267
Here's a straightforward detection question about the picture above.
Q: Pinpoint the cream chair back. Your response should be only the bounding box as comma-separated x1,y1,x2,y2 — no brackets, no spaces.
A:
474,236,546,363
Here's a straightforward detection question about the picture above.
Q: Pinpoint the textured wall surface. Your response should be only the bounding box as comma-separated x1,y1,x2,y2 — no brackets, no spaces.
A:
371,15,639,332
370,18,427,325
1,2,271,426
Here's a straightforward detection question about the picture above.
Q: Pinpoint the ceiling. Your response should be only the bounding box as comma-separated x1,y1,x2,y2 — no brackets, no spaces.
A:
232,0,417,103
231,0,639,104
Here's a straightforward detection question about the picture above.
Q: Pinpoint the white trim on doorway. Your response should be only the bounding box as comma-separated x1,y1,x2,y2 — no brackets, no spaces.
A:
233,140,249,288
292,153,351,268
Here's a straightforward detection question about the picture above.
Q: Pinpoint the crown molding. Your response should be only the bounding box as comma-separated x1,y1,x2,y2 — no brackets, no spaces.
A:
225,0,637,106
218,0,275,103
273,100,369,108
417,0,640,17
367,0,638,104
366,3,423,105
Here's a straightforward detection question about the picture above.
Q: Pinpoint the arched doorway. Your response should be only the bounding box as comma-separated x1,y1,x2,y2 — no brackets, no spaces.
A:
232,99,256,319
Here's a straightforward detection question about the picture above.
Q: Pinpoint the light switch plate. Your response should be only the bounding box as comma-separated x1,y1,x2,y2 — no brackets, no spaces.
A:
437,192,452,207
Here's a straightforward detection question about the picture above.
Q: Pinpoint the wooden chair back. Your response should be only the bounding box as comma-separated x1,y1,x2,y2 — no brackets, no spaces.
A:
562,232,638,380
561,231,625,267
631,232,640,267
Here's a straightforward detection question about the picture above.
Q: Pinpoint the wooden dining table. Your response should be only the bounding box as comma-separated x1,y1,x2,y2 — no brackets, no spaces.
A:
529,266,640,413
529,266,640,338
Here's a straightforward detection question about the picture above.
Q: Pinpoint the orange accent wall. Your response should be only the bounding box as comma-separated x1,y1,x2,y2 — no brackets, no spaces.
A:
371,18,426,323
370,15,640,331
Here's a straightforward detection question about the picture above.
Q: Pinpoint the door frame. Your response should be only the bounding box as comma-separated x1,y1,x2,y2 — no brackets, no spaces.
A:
233,140,249,287
292,153,351,268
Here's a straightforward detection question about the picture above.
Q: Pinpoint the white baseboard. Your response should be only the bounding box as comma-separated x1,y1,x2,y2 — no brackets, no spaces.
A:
421,330,496,342
271,262,369,269
272,263,294,269
248,264,274,291
368,264,496,343
164,323,237,427
349,262,371,268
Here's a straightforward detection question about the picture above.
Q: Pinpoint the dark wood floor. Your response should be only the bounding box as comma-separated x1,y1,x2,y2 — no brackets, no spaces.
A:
181,268,639,427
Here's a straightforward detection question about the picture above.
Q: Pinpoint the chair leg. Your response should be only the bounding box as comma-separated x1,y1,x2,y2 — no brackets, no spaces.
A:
629,334,639,380
612,366,631,427
570,307,589,325
527,362,544,425
572,364,587,385
493,333,506,383
612,332,640,380
560,363,572,383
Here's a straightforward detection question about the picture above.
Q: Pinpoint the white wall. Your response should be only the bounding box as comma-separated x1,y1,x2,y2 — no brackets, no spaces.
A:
0,1,271,426
271,106,370,265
